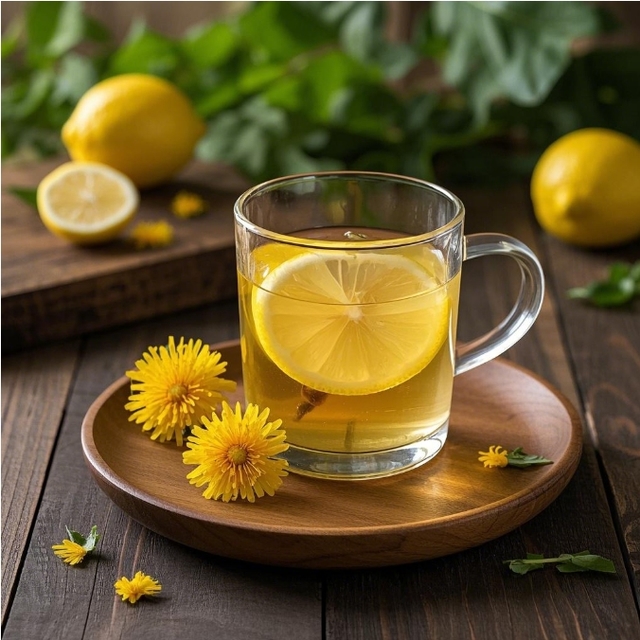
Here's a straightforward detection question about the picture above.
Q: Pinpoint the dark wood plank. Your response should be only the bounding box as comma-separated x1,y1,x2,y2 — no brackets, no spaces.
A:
1,159,248,352
538,234,640,597
2,301,322,640
324,184,640,639
0,341,79,625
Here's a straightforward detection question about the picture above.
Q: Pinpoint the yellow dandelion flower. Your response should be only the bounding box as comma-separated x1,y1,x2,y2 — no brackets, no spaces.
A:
478,445,509,468
130,220,174,249
183,401,289,503
52,540,87,565
52,525,100,566
114,571,162,604
171,190,207,218
125,337,237,446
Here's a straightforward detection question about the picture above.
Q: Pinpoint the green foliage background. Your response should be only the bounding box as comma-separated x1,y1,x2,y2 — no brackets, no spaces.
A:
3,1,640,185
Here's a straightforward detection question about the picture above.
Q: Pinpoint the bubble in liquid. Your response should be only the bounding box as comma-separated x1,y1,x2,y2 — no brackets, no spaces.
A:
344,230,369,241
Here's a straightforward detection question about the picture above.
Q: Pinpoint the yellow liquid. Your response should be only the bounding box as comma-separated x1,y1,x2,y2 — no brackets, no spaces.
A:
238,229,460,455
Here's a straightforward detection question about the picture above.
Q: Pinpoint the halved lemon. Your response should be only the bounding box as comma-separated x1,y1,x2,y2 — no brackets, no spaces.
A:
37,162,139,245
252,250,450,395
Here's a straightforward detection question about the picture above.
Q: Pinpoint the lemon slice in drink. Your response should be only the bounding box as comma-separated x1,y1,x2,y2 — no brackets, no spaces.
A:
37,162,139,245
253,251,450,395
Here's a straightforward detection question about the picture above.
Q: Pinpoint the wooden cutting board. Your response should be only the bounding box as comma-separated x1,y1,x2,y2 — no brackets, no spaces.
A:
1,158,249,353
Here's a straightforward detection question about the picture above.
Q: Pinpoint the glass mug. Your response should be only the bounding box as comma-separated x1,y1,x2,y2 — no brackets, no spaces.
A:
234,172,544,480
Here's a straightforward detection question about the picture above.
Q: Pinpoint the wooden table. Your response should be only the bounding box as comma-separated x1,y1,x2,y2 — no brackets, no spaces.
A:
2,177,639,639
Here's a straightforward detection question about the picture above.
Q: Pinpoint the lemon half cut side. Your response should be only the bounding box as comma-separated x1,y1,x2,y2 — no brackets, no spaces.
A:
37,162,139,245
252,251,451,395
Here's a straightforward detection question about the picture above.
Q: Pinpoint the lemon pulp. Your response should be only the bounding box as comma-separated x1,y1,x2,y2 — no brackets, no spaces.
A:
37,162,138,245
252,250,450,395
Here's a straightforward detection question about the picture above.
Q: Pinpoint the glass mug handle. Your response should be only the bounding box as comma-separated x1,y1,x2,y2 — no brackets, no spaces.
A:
455,233,545,376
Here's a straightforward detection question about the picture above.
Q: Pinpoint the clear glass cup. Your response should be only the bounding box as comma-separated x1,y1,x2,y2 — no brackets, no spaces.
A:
234,172,544,480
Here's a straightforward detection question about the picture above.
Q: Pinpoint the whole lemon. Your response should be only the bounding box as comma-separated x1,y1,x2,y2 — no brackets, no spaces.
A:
62,74,206,188
531,128,640,247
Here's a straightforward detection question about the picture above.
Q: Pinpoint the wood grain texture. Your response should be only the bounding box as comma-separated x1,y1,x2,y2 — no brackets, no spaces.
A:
1,159,248,352
2,302,321,640
1,342,79,625
539,235,640,597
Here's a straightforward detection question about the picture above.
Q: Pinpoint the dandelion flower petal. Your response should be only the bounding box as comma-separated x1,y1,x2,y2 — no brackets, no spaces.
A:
478,445,509,468
52,540,87,565
183,401,289,502
130,220,174,250
114,571,162,604
126,337,237,445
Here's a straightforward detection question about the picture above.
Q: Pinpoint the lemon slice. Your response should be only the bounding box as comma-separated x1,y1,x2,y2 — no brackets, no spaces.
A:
252,251,450,395
37,162,139,245
251,242,308,284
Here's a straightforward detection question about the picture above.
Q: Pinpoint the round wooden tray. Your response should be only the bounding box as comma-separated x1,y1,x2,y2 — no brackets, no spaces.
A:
82,340,582,569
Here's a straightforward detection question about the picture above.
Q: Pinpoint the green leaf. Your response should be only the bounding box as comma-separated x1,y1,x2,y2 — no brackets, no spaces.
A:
556,562,588,573
65,526,86,547
276,145,343,175
506,559,545,575
1,16,24,60
375,43,419,81
50,53,97,105
9,187,38,209
197,112,242,162
82,525,100,552
339,2,383,63
84,16,112,43
505,551,616,575
294,51,380,125
567,279,636,307
239,2,335,63
195,80,241,118
44,1,85,58
608,262,632,284
63,525,99,552
197,107,274,179
507,446,553,467
107,26,178,77
337,3,417,80
567,554,616,573
241,97,288,136
182,22,238,69
239,64,287,94
265,76,303,111
26,2,64,59
431,1,601,122
3,69,55,120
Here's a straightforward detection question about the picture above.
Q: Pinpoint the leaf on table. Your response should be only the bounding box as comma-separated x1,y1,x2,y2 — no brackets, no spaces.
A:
505,550,616,575
9,187,38,209
567,261,640,307
560,552,617,573
506,446,553,468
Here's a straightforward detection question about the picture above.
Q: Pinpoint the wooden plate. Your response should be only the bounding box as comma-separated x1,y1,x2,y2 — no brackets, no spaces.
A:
82,340,582,569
